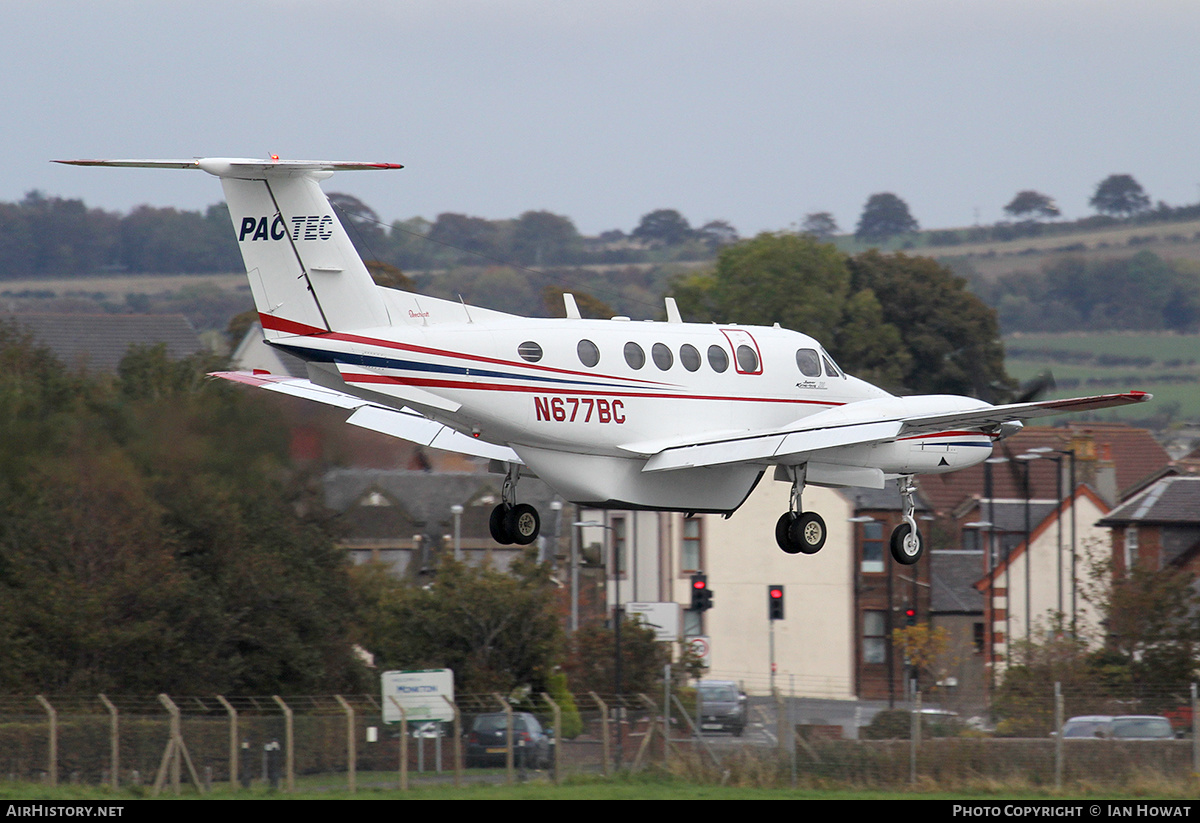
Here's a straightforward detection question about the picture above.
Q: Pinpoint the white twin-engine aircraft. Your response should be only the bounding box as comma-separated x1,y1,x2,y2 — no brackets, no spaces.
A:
60,158,1151,565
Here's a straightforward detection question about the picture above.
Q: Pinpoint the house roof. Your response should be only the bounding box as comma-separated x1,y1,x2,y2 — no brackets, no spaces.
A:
1099,476,1200,526
5,312,202,373
918,424,1170,516
323,468,563,539
930,551,986,613
973,484,1110,590
839,479,931,512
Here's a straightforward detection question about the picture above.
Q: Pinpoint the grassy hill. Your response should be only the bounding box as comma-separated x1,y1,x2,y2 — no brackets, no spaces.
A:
1003,331,1200,428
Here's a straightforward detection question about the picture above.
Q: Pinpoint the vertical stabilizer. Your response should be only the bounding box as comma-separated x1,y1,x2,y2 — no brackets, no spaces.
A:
55,158,402,338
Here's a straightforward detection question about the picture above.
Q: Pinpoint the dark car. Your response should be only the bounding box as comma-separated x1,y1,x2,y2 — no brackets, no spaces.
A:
465,712,552,768
697,680,748,736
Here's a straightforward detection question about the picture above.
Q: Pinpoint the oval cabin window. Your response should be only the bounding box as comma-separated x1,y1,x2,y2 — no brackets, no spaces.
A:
518,341,543,363
624,341,646,370
707,345,729,373
577,339,600,367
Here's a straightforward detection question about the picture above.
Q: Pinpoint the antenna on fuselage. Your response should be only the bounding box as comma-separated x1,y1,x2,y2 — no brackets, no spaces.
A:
665,297,683,323
562,293,582,320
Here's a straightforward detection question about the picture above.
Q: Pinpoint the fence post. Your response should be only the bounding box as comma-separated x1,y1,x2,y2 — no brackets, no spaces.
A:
494,694,517,782
590,692,610,777
388,696,408,791
34,696,56,787
442,696,461,786
98,694,118,790
541,693,561,784
909,690,921,785
270,696,295,793
1192,683,1198,776
215,695,238,791
1054,682,1064,790
335,696,356,794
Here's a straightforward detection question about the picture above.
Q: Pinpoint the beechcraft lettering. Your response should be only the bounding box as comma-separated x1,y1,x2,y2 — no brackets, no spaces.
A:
59,156,1152,565
237,214,334,242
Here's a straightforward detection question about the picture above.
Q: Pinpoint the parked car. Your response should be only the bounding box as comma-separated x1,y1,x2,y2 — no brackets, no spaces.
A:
1057,714,1176,740
1059,715,1113,739
464,712,552,768
696,680,748,736
1110,715,1175,740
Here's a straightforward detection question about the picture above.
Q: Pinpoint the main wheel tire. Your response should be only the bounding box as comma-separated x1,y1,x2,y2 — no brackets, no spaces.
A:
489,503,514,545
775,512,801,554
890,523,924,565
505,503,541,545
788,511,826,554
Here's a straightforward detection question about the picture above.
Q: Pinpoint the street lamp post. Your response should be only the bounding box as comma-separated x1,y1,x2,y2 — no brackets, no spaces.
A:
450,504,463,562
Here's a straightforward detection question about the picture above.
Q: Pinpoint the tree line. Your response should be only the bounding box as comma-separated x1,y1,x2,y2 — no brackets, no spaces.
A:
0,324,661,697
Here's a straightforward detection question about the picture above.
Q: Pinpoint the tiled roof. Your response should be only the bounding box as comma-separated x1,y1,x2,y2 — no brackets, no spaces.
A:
918,424,1170,515
1100,476,1200,526
930,551,986,613
4,313,202,373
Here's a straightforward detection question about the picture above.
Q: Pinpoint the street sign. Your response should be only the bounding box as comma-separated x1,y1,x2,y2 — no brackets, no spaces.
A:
627,601,681,641
382,669,454,724
686,635,711,667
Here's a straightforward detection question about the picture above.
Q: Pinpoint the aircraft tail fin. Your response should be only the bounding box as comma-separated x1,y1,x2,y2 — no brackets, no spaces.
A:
56,158,402,338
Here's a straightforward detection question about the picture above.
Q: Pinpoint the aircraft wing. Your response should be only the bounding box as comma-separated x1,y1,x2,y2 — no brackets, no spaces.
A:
210,371,522,463
640,391,1151,473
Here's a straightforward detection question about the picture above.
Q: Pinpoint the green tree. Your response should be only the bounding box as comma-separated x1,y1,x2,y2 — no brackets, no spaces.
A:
0,333,368,694
671,234,1009,395
632,209,693,246
801,211,840,240
1090,174,1151,217
511,210,581,265
561,616,670,696
1003,190,1061,220
855,193,919,243
355,552,561,694
846,250,1012,398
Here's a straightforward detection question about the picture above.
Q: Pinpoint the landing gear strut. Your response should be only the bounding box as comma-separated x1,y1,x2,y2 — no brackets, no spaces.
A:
488,464,541,546
888,476,923,565
774,465,826,555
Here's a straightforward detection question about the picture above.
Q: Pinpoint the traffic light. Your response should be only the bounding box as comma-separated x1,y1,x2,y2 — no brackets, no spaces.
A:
690,572,713,611
904,604,917,626
768,585,784,620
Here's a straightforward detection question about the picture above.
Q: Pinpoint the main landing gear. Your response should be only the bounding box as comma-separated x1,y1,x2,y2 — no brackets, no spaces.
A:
773,468,924,566
489,465,541,546
774,466,827,555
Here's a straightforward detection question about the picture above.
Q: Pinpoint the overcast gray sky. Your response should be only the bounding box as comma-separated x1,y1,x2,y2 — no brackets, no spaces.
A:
7,0,1198,237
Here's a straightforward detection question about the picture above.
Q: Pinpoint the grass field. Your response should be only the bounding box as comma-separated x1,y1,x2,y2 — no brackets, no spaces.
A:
1003,331,1200,425
2,775,1197,801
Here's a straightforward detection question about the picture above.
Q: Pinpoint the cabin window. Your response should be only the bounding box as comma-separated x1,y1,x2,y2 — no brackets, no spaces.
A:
736,345,759,373
707,344,729,373
652,342,673,370
577,339,600,367
680,344,701,372
518,341,543,363
822,352,842,377
624,341,645,370
796,348,821,377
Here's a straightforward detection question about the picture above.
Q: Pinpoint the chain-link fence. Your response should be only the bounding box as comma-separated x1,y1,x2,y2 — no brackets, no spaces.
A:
2,684,1197,793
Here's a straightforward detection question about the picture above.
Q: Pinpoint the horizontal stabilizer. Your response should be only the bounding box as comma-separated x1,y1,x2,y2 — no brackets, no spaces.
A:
209,371,516,463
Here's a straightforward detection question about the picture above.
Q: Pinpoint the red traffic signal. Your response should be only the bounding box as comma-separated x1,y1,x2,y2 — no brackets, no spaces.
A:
768,585,784,620
690,572,713,611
